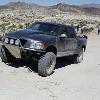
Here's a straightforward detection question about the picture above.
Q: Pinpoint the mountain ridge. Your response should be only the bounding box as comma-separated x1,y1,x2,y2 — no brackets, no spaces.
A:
0,2,100,15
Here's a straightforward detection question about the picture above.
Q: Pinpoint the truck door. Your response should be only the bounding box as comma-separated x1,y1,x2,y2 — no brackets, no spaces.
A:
65,27,77,55
57,26,67,52
57,26,77,56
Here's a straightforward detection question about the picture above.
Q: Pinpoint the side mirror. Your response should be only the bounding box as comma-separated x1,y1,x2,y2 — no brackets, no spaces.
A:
83,35,88,39
50,31,56,36
60,33,67,38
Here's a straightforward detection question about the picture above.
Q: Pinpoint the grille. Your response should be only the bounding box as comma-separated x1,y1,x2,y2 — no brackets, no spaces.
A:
19,39,27,46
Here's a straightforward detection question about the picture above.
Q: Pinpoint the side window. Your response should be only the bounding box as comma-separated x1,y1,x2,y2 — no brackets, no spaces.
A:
59,26,67,35
67,27,76,38
50,26,60,36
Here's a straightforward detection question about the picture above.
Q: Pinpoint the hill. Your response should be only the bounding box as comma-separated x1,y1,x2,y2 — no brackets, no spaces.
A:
0,2,100,15
81,3,100,9
49,3,100,15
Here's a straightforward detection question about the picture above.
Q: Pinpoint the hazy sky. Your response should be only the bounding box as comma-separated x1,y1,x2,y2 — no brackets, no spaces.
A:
0,0,100,5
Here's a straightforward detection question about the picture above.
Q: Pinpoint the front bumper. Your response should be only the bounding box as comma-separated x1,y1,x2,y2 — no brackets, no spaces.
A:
1,43,45,59
4,44,21,58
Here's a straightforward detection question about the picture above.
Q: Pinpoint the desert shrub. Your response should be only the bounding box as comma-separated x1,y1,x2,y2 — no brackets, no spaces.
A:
81,27,94,34
0,32,3,41
0,22,10,33
7,24,17,32
0,22,10,27
17,24,23,29
0,26,6,33
89,27,94,31
0,35,2,41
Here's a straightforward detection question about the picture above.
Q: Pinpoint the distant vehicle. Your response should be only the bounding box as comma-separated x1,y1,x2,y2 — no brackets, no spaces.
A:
0,22,87,76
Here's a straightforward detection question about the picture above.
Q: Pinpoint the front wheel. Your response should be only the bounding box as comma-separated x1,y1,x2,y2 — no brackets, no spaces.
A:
38,52,56,77
73,48,84,64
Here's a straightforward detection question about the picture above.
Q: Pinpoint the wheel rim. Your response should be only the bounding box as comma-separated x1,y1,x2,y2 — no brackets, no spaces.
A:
47,59,56,74
78,49,83,62
48,60,53,68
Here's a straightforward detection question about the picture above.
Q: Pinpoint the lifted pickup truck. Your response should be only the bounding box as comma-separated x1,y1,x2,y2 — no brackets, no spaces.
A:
0,22,87,76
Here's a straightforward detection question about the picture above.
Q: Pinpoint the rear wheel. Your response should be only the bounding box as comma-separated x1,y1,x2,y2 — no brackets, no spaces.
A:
73,48,84,63
1,46,15,63
38,52,56,77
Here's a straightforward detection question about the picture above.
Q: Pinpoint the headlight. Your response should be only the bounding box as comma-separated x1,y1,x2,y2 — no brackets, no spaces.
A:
15,39,20,46
10,39,14,44
30,40,45,49
5,38,9,43
34,42,45,49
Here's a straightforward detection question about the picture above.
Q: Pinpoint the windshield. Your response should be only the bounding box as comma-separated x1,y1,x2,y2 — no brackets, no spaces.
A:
29,22,59,35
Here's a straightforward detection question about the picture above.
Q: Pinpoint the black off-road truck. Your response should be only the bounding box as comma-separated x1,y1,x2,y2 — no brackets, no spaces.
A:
0,22,87,76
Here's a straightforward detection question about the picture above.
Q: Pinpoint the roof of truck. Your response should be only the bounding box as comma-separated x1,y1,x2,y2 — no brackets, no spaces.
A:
35,21,67,27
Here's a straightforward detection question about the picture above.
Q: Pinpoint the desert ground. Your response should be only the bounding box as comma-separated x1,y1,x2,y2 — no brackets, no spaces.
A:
0,30,100,100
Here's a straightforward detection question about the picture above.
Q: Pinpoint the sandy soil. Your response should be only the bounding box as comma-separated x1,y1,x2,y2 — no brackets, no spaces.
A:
0,31,100,100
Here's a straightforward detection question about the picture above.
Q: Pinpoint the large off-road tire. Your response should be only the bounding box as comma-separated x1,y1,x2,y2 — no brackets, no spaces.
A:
73,48,84,64
38,52,56,77
0,46,15,63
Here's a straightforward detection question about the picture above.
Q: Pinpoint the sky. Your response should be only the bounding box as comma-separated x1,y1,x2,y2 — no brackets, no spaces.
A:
0,0,100,6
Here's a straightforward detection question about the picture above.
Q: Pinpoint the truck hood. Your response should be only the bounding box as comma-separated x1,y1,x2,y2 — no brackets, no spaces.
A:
5,29,56,42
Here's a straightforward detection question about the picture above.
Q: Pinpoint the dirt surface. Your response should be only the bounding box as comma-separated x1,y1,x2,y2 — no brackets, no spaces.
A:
0,32,100,100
